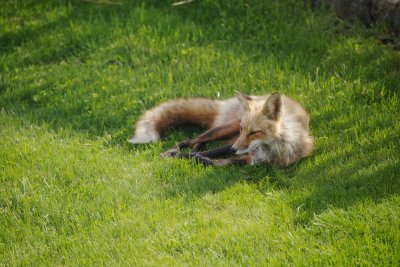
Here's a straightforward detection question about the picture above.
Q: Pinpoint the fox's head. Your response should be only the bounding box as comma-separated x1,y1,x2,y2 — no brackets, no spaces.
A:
232,91,283,155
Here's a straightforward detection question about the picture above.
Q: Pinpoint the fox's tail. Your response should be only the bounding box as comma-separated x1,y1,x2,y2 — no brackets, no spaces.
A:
129,98,221,144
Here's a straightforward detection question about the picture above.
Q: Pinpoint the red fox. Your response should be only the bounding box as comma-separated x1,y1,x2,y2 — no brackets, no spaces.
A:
129,92,313,167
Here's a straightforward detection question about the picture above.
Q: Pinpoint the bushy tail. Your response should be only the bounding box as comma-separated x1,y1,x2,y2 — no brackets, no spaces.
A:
129,98,220,144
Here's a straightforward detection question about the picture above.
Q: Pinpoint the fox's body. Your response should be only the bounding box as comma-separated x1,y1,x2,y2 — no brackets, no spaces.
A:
130,92,313,167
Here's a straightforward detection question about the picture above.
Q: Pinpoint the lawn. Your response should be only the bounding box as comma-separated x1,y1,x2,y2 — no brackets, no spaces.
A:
1,0,399,265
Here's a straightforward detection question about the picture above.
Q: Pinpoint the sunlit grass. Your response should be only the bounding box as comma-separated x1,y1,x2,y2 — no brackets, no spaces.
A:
1,0,399,265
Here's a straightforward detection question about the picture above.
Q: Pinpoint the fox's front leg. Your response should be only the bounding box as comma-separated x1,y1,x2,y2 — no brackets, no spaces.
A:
179,122,240,149
161,122,240,158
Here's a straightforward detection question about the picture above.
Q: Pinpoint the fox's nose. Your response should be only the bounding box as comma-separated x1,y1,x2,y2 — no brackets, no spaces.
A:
230,147,237,154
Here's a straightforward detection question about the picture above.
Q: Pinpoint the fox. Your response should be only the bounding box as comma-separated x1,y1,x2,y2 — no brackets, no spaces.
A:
129,91,313,167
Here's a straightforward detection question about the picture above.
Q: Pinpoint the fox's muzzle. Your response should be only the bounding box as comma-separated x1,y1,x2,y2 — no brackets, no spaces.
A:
231,145,249,155
232,136,249,154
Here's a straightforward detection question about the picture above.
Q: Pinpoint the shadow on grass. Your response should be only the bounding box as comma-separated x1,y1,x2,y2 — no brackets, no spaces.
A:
0,11,95,68
1,1,397,130
2,0,398,140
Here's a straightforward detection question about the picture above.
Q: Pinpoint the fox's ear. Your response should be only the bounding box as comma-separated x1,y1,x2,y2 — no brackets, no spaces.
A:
262,93,283,120
235,90,252,112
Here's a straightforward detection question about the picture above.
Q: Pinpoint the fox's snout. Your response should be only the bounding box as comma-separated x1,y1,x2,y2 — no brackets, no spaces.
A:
231,140,249,154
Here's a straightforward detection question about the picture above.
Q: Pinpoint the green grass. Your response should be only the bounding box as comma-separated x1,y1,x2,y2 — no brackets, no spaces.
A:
1,0,400,265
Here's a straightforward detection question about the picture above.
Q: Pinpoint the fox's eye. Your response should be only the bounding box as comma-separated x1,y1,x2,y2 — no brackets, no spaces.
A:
249,131,259,135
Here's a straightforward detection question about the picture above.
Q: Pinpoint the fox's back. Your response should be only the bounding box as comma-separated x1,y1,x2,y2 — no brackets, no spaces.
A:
216,94,309,129
212,98,242,127
281,95,310,129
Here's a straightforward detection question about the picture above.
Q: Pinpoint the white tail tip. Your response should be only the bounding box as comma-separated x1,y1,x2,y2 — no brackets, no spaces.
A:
128,133,160,144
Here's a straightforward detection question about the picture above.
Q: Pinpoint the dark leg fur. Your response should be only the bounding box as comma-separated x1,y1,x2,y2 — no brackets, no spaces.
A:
160,123,239,158
192,154,252,166
176,122,240,149
170,145,251,166
172,144,233,159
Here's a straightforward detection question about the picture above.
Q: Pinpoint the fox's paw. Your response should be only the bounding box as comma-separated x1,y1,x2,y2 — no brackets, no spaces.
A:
160,148,179,158
177,140,191,149
193,154,215,166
